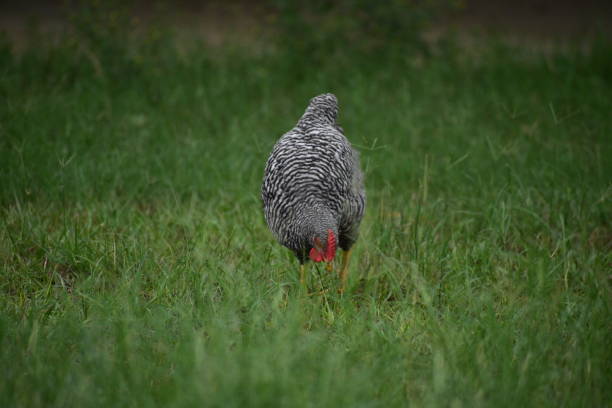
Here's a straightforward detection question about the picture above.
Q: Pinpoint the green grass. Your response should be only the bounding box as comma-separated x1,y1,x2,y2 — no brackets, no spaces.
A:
1,27,611,407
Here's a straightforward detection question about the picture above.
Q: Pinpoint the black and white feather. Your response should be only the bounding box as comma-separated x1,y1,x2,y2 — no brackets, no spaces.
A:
261,93,366,263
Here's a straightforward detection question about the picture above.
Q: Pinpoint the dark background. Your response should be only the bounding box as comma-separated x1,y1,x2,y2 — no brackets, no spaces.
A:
2,0,611,49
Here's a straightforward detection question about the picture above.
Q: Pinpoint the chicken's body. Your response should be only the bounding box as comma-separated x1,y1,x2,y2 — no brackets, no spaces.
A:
261,94,366,291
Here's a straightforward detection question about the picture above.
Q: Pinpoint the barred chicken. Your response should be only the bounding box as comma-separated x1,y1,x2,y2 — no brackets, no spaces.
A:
261,93,366,292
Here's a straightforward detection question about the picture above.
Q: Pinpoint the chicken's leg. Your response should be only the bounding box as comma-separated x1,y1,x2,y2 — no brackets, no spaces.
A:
338,249,352,293
300,264,306,288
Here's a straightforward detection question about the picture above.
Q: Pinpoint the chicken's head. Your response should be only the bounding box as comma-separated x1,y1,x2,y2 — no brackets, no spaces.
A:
309,229,336,262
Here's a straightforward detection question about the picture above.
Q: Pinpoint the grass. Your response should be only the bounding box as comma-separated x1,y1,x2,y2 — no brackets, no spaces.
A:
0,23,611,407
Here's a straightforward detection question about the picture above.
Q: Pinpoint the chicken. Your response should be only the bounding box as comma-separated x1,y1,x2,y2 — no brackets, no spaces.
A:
261,93,366,292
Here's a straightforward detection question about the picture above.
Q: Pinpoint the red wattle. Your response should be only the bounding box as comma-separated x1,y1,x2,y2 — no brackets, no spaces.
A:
309,247,323,262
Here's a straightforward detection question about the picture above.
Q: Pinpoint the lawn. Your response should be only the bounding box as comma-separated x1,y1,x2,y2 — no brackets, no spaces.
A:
0,13,611,407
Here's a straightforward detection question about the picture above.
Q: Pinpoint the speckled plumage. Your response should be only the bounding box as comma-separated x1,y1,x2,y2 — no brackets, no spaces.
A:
261,93,366,263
